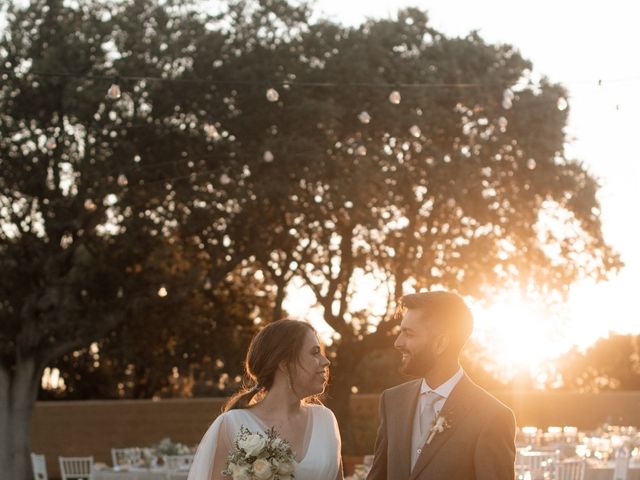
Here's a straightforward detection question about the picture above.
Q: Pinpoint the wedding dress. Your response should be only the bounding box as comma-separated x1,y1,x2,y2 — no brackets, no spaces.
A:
188,404,341,480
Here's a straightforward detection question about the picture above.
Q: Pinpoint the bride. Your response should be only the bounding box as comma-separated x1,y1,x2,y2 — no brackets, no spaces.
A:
188,319,344,480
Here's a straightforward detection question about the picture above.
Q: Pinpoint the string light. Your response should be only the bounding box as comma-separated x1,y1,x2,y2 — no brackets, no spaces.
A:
2,67,638,90
502,89,514,110
557,97,568,111
263,150,274,162
388,90,401,104
107,82,121,100
203,123,220,140
409,125,421,138
265,88,279,102
358,111,371,124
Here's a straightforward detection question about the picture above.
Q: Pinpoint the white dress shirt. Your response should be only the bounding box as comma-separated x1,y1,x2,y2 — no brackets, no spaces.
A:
419,367,464,415
411,367,464,469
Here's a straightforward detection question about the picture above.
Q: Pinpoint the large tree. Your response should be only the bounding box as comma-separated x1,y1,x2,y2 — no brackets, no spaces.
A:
555,335,640,392
0,0,272,477
0,0,622,476
215,7,621,447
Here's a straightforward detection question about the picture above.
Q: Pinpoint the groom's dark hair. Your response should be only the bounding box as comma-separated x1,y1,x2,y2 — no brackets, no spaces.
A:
399,291,473,351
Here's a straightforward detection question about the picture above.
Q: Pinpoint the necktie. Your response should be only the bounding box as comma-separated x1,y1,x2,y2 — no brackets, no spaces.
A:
420,391,443,435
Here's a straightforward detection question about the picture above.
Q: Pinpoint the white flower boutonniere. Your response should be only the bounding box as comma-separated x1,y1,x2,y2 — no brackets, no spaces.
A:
426,413,452,445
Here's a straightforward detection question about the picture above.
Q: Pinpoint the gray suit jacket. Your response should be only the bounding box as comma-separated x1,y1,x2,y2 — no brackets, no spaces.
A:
366,374,516,480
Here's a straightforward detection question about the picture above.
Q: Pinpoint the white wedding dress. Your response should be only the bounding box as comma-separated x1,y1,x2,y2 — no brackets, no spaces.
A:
188,404,342,480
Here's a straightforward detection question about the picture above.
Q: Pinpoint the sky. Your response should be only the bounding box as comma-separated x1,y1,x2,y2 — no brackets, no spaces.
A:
283,0,640,373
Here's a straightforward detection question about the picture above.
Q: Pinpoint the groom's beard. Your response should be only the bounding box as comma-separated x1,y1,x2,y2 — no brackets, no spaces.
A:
399,348,438,378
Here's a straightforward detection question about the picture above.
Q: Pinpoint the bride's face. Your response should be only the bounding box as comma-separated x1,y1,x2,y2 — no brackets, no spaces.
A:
290,331,331,398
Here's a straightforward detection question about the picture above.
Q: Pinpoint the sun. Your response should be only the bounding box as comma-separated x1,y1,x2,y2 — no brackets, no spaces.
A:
470,294,569,379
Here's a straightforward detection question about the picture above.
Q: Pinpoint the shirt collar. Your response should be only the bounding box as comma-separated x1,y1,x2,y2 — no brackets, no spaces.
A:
420,367,464,399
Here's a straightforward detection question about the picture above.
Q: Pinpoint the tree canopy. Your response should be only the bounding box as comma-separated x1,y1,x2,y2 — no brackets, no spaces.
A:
0,0,621,474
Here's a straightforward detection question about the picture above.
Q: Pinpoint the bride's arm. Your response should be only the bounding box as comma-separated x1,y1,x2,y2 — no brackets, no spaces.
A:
335,456,344,480
210,417,233,480
328,409,345,480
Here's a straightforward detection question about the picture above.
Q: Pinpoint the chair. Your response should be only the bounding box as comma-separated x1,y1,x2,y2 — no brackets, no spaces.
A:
58,456,94,480
164,454,194,471
555,459,586,480
613,448,630,480
516,448,559,480
111,447,142,467
31,453,48,480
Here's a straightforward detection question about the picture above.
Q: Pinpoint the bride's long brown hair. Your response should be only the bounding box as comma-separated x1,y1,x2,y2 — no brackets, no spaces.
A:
224,319,325,411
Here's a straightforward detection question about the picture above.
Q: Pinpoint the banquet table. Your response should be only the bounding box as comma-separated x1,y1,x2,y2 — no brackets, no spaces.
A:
585,465,640,480
93,467,189,480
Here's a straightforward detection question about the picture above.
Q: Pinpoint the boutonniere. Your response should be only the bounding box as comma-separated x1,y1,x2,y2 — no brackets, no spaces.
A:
426,412,452,445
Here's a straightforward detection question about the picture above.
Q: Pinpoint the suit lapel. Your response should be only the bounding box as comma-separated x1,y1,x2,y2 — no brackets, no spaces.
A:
408,374,477,480
389,380,421,480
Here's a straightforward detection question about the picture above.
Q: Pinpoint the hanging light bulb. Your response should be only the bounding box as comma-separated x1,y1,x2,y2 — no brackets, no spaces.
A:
409,125,421,138
557,97,568,111
266,88,280,102
358,111,371,124
263,150,274,162
502,88,514,110
84,199,97,211
204,123,220,140
388,90,401,105
107,82,121,100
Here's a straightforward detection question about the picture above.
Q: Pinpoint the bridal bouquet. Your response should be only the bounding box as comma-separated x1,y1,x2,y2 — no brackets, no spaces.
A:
223,426,296,480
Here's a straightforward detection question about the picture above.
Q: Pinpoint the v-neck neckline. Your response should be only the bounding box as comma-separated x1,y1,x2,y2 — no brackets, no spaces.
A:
242,406,314,464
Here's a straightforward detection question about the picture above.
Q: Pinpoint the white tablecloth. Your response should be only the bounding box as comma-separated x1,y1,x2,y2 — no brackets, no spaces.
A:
94,468,189,480
585,466,640,480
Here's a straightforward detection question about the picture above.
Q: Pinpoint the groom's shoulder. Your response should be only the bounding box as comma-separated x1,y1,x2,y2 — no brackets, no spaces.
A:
381,379,422,400
465,375,514,416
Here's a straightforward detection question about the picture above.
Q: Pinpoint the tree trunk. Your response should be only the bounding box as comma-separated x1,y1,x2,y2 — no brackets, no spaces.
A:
327,342,363,454
0,357,43,480
327,366,354,453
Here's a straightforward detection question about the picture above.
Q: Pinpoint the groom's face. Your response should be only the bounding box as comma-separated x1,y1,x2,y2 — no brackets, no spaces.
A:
394,309,440,377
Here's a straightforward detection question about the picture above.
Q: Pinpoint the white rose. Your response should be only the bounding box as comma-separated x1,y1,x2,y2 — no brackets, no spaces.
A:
252,458,274,480
270,437,285,450
277,460,295,475
230,464,251,480
239,433,267,457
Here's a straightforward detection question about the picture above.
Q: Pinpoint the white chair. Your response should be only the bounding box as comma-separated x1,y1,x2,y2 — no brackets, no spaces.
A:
31,453,48,480
58,456,94,480
516,448,559,480
555,459,586,480
164,454,194,471
111,447,142,467
613,448,630,480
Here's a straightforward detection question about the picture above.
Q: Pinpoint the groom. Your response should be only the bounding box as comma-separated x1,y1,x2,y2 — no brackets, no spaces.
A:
367,291,516,480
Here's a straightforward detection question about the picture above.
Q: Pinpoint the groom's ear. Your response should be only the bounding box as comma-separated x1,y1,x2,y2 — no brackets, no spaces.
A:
434,333,450,355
